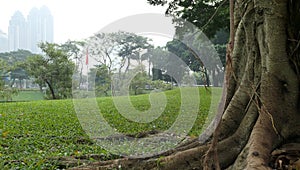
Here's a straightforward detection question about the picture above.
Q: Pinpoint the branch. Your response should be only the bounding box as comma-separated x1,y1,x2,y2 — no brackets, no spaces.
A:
200,0,228,32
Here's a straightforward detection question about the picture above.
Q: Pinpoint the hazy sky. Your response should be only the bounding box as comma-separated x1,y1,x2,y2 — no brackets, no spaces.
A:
0,0,167,44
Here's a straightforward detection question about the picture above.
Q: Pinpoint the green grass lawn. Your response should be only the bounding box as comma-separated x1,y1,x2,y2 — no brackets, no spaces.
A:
12,90,44,101
0,87,221,169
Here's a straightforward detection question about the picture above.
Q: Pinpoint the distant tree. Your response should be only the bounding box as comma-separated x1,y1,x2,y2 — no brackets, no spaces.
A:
152,67,162,81
60,40,85,66
144,47,168,80
166,39,202,72
8,67,28,88
141,46,188,86
150,79,172,91
87,32,119,72
60,40,86,89
88,64,112,96
86,31,152,81
148,0,229,87
165,39,209,86
25,42,75,99
129,70,150,95
116,31,152,76
0,49,34,62
211,28,228,73
0,59,18,101
0,50,34,88
165,28,228,87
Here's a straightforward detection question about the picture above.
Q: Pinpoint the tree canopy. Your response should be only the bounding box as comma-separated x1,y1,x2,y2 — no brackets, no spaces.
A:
25,42,75,99
0,59,18,101
147,0,229,38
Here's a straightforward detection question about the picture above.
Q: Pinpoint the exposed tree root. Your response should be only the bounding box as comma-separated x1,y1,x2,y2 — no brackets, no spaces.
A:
70,98,259,170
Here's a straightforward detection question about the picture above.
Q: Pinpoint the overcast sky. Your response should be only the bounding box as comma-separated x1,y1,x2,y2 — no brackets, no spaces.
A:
0,0,167,44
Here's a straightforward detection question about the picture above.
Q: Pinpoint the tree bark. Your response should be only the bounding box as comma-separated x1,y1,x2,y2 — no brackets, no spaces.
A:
71,0,300,169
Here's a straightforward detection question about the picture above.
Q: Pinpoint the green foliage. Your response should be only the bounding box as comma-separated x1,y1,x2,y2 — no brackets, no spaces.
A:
150,80,172,91
60,40,85,70
192,72,206,85
86,31,155,96
25,42,75,99
145,47,168,69
0,50,34,88
164,28,227,87
129,71,151,95
0,87,18,102
88,31,152,73
88,32,120,70
89,65,112,96
147,0,229,38
166,39,203,72
211,28,228,66
60,40,85,60
145,47,185,85
152,68,163,80
214,44,226,66
116,31,153,76
0,59,18,101
146,47,169,82
60,40,86,90
147,0,229,87
116,32,152,59
0,49,34,63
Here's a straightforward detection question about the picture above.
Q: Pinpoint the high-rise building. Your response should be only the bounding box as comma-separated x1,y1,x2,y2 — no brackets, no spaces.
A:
0,30,8,52
7,6,53,53
40,6,54,43
27,6,53,53
8,11,27,51
26,7,40,53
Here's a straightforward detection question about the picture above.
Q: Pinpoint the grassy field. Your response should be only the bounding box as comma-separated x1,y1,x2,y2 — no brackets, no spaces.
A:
0,87,221,169
12,90,44,101
0,90,44,102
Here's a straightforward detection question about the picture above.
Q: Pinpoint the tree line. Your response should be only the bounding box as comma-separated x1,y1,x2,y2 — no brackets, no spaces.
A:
0,29,227,100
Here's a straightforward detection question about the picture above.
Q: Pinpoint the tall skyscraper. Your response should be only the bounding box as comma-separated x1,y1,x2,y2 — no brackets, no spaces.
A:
40,6,54,43
8,11,27,51
27,6,53,53
7,6,54,53
26,7,40,53
0,29,8,52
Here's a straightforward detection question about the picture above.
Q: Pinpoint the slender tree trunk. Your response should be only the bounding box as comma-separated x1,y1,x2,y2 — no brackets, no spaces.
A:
79,62,84,89
10,78,15,88
148,59,151,77
19,79,22,89
204,68,210,87
125,58,131,75
105,51,112,72
45,79,56,99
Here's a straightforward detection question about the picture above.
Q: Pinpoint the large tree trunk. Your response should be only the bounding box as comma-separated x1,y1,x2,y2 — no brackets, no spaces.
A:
71,0,300,169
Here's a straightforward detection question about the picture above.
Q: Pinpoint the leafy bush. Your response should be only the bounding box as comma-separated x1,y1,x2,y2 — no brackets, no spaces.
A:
150,80,172,91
